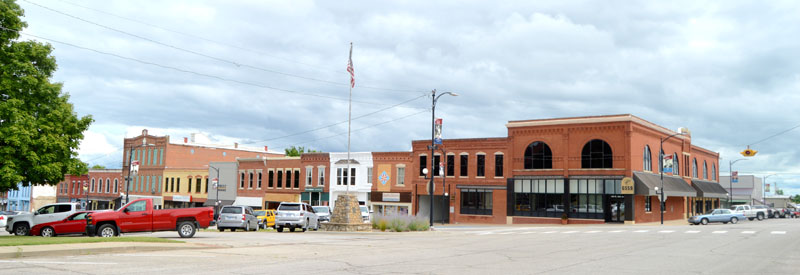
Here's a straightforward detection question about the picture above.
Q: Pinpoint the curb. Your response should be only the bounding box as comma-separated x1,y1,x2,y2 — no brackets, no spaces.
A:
0,242,209,259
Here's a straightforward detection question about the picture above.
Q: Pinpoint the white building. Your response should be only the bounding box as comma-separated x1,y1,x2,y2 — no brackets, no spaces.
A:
328,152,373,210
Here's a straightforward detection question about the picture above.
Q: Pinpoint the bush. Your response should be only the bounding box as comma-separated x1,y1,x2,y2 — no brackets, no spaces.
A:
372,211,429,232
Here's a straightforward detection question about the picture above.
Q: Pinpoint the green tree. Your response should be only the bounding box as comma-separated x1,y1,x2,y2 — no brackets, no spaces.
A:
90,164,106,170
775,189,784,195
791,195,800,204
284,146,319,157
0,0,93,192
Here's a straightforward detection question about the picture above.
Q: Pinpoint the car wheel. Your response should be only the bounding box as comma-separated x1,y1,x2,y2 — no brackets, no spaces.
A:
290,227,296,232
277,226,284,232
231,228,236,232
748,217,755,221
41,227,55,237
246,223,250,232
218,228,225,232
701,218,709,225
13,224,30,236
98,224,117,237
315,220,320,231
731,217,738,224
178,221,196,238
757,213,764,221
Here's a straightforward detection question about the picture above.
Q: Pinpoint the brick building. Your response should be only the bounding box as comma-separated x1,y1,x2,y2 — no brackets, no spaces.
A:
122,129,281,208
300,153,330,206
411,114,725,224
370,152,414,216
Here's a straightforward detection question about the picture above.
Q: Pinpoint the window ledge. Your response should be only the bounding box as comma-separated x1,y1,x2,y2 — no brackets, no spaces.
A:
458,213,494,217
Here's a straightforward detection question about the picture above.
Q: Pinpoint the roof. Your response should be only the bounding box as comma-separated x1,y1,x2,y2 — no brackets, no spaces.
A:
633,171,697,197
691,179,728,199
506,114,684,139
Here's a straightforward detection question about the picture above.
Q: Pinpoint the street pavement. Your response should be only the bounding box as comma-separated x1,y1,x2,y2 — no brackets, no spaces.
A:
1,218,799,274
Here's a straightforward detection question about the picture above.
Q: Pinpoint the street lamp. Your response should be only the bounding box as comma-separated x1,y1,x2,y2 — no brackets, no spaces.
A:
428,89,457,229
728,158,748,208
125,139,155,205
658,127,688,225
209,165,221,219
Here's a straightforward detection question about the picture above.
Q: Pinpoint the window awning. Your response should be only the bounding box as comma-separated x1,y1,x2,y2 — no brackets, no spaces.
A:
691,180,728,199
233,196,263,207
633,171,697,197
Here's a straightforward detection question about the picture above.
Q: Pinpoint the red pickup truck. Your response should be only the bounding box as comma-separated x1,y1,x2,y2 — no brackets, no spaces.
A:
86,198,214,238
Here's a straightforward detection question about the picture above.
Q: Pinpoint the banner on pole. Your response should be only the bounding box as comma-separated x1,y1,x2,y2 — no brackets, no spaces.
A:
434,118,443,145
766,183,770,192
732,171,738,183
662,154,673,173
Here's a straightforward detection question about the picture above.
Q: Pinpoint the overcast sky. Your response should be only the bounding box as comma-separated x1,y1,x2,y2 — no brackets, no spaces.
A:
14,0,800,195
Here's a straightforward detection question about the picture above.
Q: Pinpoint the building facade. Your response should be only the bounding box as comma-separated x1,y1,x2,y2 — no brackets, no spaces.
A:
329,152,373,210
410,114,725,224
719,175,763,206
5,183,31,211
300,153,331,206
370,152,414,216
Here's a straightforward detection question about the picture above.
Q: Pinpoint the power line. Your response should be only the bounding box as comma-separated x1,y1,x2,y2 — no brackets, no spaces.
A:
272,110,429,150
748,123,800,147
242,94,428,145
25,0,423,93
7,27,409,106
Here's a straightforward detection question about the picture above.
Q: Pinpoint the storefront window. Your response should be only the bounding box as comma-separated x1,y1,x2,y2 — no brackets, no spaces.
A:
460,189,492,215
513,179,565,218
569,179,607,219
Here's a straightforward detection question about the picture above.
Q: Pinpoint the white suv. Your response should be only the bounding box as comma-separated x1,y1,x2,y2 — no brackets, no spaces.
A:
275,202,319,233
5,203,80,235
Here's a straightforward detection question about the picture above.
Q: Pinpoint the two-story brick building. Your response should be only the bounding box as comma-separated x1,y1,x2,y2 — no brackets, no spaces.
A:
411,114,726,224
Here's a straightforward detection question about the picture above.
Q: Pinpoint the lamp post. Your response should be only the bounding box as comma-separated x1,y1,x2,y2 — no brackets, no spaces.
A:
82,182,89,210
125,139,155,205
658,128,688,225
209,165,221,218
439,147,448,225
427,89,457,229
763,174,776,205
728,158,748,208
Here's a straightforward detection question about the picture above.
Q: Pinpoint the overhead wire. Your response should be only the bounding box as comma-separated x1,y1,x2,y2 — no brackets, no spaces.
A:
24,0,424,93
747,123,800,147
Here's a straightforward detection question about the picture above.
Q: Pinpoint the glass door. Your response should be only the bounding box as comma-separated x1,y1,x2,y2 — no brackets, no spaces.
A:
608,196,625,223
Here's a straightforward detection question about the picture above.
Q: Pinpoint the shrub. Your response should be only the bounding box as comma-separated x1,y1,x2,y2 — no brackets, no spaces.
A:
371,211,429,232
378,219,388,231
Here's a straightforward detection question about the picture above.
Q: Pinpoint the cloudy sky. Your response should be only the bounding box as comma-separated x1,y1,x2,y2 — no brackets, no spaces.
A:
13,0,800,194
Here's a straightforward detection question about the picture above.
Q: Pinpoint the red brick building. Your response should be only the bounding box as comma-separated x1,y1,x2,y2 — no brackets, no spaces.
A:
300,153,331,207
56,174,88,204
412,114,724,224
370,152,414,216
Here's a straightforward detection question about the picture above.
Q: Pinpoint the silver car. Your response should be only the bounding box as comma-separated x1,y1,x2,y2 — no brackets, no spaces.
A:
275,202,319,232
217,205,259,232
312,206,332,222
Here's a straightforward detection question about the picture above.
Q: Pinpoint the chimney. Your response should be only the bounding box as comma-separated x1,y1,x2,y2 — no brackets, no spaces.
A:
264,146,268,152
183,137,188,143
234,142,239,149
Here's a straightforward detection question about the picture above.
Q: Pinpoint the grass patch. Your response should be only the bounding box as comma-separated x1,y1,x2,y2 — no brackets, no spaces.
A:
372,212,429,232
0,236,183,247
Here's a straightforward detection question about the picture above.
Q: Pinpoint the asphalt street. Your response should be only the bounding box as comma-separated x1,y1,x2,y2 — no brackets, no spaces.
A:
2,218,799,274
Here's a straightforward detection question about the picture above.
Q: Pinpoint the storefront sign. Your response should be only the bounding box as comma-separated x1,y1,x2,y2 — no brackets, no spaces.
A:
621,177,634,195
173,195,191,202
383,193,400,202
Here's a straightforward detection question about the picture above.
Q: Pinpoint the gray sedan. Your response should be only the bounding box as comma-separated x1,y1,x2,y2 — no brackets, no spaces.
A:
217,206,259,231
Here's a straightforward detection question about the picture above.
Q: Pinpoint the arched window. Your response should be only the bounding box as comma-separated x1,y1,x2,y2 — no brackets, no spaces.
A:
712,164,716,181
674,153,680,176
643,145,652,171
703,161,708,179
581,139,613,169
524,141,552,169
105,179,110,193
113,179,119,193
692,158,698,178
90,178,96,193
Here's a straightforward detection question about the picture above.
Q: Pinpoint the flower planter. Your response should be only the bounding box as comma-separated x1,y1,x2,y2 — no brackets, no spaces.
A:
561,219,568,225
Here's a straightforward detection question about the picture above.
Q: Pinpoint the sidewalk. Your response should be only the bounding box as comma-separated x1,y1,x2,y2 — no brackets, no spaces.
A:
0,242,210,259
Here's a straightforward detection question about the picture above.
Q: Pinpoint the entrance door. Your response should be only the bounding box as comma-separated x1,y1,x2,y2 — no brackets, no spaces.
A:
607,196,625,223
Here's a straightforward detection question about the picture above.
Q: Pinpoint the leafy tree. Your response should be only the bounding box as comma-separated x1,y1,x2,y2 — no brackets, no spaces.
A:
792,195,800,204
284,146,319,157
90,164,106,170
775,189,784,195
0,0,93,192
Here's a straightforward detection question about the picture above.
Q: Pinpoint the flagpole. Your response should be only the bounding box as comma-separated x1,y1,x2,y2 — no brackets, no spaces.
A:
346,42,353,196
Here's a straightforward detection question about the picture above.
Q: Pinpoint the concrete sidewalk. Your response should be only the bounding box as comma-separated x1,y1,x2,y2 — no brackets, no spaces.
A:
0,242,213,259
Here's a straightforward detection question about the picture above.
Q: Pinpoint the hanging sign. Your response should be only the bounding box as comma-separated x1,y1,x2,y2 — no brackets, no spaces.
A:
621,177,634,195
732,171,738,183
434,118,443,145
662,154,673,173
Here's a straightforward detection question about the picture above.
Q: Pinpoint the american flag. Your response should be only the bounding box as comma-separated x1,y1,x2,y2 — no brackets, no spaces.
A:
347,43,354,88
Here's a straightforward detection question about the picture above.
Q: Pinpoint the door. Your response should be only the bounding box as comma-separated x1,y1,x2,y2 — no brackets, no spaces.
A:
33,205,58,225
607,196,625,223
119,200,152,232
56,212,90,234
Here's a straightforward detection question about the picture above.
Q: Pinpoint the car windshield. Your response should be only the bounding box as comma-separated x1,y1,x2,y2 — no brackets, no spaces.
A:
279,204,301,211
254,210,266,216
313,206,329,213
221,207,242,214
360,206,368,213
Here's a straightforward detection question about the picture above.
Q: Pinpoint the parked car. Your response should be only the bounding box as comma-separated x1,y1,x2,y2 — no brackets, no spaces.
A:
689,209,745,225
275,202,319,232
5,202,81,236
313,206,332,222
217,205,259,232
774,208,798,218
254,209,275,229
752,205,773,218
86,198,214,238
31,211,94,237
0,211,19,229
360,206,370,223
730,205,763,221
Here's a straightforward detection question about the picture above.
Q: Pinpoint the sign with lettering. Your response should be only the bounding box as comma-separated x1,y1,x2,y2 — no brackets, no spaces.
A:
382,193,400,202
621,177,634,195
172,195,191,202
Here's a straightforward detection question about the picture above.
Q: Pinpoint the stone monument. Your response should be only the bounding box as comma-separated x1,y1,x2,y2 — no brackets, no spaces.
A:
321,194,371,231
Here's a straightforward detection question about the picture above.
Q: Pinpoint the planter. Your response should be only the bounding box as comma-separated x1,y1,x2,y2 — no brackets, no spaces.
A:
561,219,568,225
